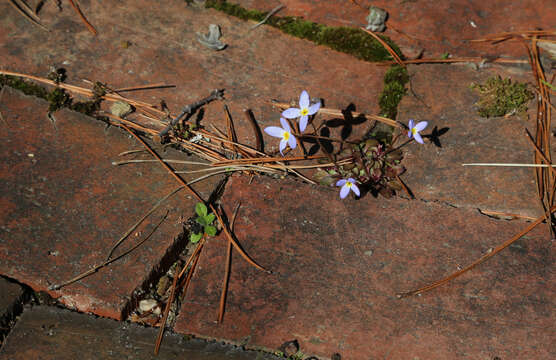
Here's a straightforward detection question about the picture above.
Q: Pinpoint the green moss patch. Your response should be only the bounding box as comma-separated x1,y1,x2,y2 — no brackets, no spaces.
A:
0,75,104,117
378,65,408,119
471,76,534,118
204,0,402,62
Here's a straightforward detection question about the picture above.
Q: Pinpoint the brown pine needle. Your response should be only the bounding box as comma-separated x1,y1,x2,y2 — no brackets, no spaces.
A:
105,186,184,261
218,203,241,323
49,212,168,291
244,109,263,152
9,0,49,31
114,83,175,92
68,0,97,35
271,101,403,128
469,30,556,43
397,204,556,298
478,210,537,222
360,28,405,67
212,155,326,166
155,237,206,355
525,128,556,178
395,175,414,199
0,70,165,115
378,57,528,66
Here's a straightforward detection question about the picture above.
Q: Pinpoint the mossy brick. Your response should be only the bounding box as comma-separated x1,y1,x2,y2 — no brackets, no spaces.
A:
175,175,552,359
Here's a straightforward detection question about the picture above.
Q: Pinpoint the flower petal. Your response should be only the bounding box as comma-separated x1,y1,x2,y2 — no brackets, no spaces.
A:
299,115,308,132
280,117,291,132
347,177,356,183
307,102,321,115
282,108,301,119
336,179,347,187
339,185,350,199
414,121,428,132
407,129,413,138
264,126,285,138
408,119,414,129
413,132,424,144
299,90,309,108
288,133,297,149
279,139,287,155
351,184,361,197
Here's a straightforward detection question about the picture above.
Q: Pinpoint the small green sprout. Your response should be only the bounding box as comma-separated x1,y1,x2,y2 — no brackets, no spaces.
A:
190,202,217,243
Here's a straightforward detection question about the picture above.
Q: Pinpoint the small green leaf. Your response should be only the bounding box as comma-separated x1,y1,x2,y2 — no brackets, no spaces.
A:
196,217,207,226
205,225,217,236
195,202,207,217
190,232,202,243
205,213,215,225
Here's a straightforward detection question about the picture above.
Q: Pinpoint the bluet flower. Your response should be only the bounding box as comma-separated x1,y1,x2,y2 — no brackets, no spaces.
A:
264,118,297,156
336,178,360,199
408,119,428,144
282,90,321,132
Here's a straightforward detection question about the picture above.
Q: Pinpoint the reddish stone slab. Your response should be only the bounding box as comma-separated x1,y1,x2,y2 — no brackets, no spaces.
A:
0,305,281,360
397,63,552,218
0,87,221,320
0,0,387,151
234,0,556,58
176,175,553,359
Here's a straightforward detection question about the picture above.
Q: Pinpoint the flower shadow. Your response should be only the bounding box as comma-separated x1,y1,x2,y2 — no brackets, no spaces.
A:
424,126,449,148
325,103,367,141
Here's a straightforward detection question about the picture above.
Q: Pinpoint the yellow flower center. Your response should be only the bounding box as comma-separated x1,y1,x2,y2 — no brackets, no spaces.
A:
346,181,353,188
300,108,309,116
283,131,290,141
411,128,417,135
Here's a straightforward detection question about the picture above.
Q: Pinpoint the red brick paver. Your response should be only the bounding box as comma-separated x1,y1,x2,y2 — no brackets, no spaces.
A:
0,87,220,320
176,175,553,359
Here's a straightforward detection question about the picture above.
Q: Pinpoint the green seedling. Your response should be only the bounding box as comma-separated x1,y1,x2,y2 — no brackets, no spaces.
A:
190,202,217,243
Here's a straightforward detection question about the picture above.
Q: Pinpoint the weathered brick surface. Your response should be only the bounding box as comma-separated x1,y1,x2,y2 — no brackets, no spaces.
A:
0,305,281,360
176,175,553,359
1,1,554,358
0,87,221,320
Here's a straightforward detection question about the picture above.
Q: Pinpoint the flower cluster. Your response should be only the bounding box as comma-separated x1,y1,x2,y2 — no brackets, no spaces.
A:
265,91,428,199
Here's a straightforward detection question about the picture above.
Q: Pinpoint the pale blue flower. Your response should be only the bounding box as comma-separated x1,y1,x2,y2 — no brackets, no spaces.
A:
336,178,360,199
408,119,428,144
264,118,297,156
281,90,321,132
